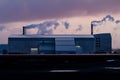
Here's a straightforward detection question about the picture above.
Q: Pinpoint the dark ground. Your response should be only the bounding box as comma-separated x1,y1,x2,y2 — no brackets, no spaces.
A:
0,54,120,80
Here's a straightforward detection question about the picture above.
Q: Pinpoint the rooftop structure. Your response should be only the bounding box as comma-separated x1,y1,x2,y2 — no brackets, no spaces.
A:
9,34,94,38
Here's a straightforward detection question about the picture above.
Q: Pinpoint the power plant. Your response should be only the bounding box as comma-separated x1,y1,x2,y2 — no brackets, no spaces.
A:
8,23,112,54
0,23,118,76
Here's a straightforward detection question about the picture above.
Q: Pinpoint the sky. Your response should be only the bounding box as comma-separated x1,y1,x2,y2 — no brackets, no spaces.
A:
0,0,120,49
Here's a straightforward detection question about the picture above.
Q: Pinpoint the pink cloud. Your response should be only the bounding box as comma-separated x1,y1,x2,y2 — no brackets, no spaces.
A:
0,0,120,23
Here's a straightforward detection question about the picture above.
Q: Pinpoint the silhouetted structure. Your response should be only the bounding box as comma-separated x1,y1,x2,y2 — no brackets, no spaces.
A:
0,44,8,54
2,49,7,54
8,23,112,54
8,33,111,54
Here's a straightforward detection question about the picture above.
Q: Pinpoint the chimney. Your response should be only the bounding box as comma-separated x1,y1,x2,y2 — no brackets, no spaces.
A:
23,26,26,35
91,23,93,35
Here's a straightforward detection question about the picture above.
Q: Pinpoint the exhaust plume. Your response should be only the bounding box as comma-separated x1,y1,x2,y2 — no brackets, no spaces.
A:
91,15,120,49
116,20,120,24
63,22,70,29
24,20,72,35
76,25,82,31
91,15,115,26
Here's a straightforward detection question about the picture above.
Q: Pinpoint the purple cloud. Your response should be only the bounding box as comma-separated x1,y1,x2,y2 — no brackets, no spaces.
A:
0,0,120,23
0,26,5,31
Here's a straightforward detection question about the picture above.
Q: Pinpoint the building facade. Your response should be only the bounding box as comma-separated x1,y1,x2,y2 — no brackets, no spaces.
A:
8,33,112,54
0,44,8,54
94,33,112,53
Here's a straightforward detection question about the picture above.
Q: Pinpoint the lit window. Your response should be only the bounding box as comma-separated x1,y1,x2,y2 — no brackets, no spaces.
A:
76,46,81,48
31,48,38,51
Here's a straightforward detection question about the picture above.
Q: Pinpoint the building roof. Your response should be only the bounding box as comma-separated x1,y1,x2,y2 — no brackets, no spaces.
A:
9,34,95,38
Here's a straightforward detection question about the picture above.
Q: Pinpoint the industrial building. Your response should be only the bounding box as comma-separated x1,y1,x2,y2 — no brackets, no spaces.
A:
0,44,8,54
8,24,112,54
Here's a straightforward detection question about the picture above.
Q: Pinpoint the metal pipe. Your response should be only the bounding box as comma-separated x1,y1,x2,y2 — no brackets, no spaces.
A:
91,23,93,35
23,26,26,35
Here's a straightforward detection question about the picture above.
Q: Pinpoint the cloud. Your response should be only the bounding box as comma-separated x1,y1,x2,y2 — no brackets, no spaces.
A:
0,25,22,44
0,0,120,23
0,26,6,31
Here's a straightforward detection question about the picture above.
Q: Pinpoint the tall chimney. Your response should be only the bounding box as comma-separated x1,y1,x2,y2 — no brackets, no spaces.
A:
91,23,93,35
23,26,26,35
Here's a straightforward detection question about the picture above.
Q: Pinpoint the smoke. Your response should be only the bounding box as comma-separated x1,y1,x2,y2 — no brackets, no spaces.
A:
0,26,6,31
115,20,120,24
91,15,120,32
102,15,114,22
91,15,120,49
63,22,70,29
24,21,59,34
24,20,72,35
91,15,115,26
24,24,37,29
76,25,82,32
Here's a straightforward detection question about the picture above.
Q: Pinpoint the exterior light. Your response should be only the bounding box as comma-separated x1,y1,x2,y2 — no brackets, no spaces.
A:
76,46,81,48
31,48,38,51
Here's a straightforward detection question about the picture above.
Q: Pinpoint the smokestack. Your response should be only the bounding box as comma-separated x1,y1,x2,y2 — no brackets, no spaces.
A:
23,26,26,35
91,23,93,35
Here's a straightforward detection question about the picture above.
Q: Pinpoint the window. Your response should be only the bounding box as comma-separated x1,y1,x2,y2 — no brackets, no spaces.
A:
30,48,38,54
31,48,38,51
96,38,100,48
76,46,81,48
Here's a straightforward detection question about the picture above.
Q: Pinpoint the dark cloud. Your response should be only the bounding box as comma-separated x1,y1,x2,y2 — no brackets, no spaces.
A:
0,0,120,23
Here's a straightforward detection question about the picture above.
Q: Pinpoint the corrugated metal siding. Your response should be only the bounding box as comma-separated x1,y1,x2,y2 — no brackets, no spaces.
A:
56,46,76,51
55,38,76,53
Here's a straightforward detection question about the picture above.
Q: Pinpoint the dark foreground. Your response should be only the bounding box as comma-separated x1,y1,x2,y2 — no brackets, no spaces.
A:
0,54,120,79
